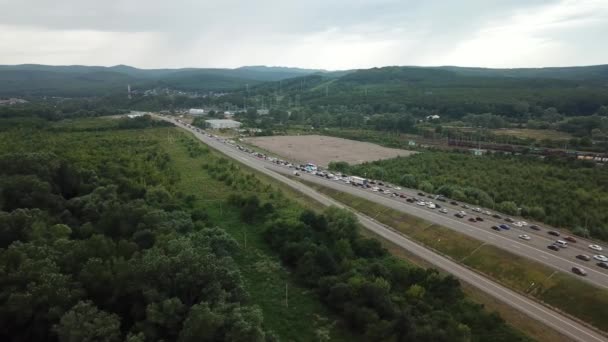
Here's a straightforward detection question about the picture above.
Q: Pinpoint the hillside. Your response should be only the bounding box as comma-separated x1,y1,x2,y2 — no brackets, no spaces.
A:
241,65,608,118
0,64,323,96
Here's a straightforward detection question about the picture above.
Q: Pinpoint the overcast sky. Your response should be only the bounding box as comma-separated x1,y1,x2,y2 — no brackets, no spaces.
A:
0,0,606,69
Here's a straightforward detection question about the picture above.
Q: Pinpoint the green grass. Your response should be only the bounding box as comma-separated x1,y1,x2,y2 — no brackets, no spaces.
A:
298,179,608,333
161,129,357,341
492,128,573,141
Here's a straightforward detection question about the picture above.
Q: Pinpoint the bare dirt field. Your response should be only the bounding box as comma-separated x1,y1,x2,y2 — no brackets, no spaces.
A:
245,135,415,167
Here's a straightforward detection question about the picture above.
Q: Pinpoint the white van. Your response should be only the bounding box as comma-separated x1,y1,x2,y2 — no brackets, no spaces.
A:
555,240,568,248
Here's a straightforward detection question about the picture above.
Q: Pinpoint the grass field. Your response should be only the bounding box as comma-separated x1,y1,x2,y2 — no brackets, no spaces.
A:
298,179,608,334
161,129,357,341
492,128,573,141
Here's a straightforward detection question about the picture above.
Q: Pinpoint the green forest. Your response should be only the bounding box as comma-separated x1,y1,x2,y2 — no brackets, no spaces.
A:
330,151,608,240
0,115,528,341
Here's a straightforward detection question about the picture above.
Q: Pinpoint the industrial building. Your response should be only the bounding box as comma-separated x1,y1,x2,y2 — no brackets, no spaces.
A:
205,119,242,129
189,108,206,115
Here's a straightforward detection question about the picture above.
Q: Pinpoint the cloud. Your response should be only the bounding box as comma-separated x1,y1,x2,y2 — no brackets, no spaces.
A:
0,0,606,68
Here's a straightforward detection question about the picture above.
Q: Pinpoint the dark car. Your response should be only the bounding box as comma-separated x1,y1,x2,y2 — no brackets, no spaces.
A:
505,217,514,223
548,231,560,237
475,217,484,222
418,192,425,196
597,262,608,269
468,217,476,222
576,254,591,261
369,181,376,185
491,226,501,231
572,267,587,276
547,245,559,251
399,193,406,198
455,213,465,218
565,236,577,243
450,201,459,205
437,197,447,202
499,224,511,230
492,214,502,219
378,182,384,186
435,204,442,208
406,198,415,203
529,225,541,231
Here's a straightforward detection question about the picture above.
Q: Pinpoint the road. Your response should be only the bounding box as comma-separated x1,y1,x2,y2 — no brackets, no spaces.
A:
159,115,607,342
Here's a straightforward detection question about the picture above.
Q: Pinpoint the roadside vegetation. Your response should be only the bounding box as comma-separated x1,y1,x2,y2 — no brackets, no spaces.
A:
329,151,608,241
0,116,529,341
298,180,608,332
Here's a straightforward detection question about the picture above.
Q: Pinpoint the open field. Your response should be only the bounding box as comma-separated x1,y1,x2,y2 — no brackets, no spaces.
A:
298,179,608,333
492,128,573,141
245,134,415,167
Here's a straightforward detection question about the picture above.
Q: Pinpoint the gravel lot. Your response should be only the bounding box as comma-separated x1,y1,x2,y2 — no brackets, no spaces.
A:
245,135,415,167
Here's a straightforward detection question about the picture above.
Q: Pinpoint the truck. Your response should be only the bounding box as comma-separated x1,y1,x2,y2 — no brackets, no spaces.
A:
351,176,367,186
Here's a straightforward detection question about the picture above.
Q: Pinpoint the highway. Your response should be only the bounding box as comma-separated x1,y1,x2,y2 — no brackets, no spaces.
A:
160,115,607,342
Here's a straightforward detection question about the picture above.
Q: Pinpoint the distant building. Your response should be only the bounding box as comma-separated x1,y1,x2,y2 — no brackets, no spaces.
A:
205,119,242,129
0,98,28,106
257,109,270,115
189,108,206,116
127,111,146,118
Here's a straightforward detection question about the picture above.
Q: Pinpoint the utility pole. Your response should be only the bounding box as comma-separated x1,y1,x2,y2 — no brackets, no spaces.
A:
285,283,289,308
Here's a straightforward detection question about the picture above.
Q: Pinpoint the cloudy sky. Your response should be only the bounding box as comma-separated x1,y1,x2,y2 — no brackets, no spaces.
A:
0,0,607,69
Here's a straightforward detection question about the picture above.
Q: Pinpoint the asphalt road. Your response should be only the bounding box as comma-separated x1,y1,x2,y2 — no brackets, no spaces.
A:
160,115,607,342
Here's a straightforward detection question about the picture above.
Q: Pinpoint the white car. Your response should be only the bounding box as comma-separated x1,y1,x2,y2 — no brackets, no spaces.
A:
459,211,467,216
519,234,531,241
594,255,608,262
395,187,402,190
514,222,524,227
439,208,448,214
372,187,379,192
416,201,426,206
520,221,528,226
473,207,482,212
484,211,492,215
589,244,603,251
427,203,436,209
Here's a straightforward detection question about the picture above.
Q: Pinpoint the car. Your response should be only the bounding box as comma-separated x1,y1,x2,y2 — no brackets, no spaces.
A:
468,217,476,222
547,231,560,237
450,201,459,205
564,236,577,243
416,201,426,206
437,197,447,202
473,207,482,212
435,204,442,209
483,211,492,215
572,267,587,276
519,234,531,240
462,204,470,209
576,254,591,261
589,244,603,251
514,221,524,227
594,255,608,262
391,192,399,197
529,225,541,231
427,203,436,209
505,217,514,223
406,198,415,203
395,187,401,190
455,213,465,218
439,208,448,214
399,193,406,198
491,226,501,231
499,224,511,230
492,214,502,219
597,262,608,269
475,216,484,222
418,192,425,196
378,182,384,186
547,245,559,251
458,211,467,216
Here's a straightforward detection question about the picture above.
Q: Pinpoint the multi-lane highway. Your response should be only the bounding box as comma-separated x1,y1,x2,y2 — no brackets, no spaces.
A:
159,115,607,342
